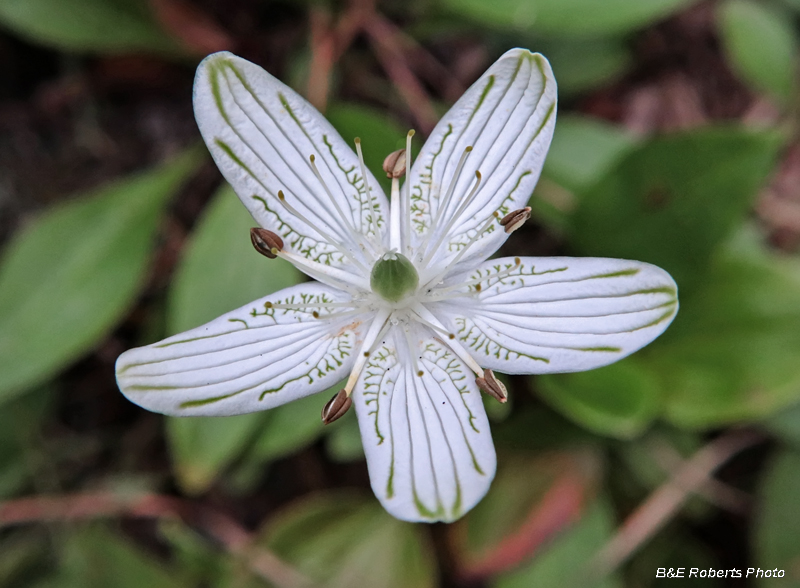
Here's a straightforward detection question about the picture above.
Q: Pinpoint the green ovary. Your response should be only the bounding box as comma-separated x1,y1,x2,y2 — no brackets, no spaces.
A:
370,253,419,303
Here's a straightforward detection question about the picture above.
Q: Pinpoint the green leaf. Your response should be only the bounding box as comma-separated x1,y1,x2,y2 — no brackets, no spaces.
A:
166,411,266,495
537,360,661,439
541,38,632,96
247,392,327,461
493,498,622,588
442,0,694,37
0,388,53,498
452,451,601,577
325,410,365,462
326,103,408,195
533,116,636,232
764,401,800,450
167,183,302,333
754,450,800,586
655,235,800,428
0,151,199,404
259,493,437,588
718,0,799,105
569,127,782,293
57,526,184,588
0,0,181,55
165,183,303,494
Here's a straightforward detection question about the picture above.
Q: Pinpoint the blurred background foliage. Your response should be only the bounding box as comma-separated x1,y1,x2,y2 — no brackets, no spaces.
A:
1,0,800,586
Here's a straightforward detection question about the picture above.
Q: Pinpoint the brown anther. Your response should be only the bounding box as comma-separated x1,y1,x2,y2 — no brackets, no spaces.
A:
475,368,508,403
498,207,532,234
321,389,352,424
312,311,320,318
250,228,283,259
383,148,407,179
417,370,424,377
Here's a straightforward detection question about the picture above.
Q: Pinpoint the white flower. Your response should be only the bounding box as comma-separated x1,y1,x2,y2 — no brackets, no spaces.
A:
116,48,678,523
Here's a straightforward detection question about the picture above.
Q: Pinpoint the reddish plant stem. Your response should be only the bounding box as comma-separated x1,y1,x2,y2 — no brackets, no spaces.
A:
364,15,439,134
371,13,466,103
0,492,315,588
590,429,764,579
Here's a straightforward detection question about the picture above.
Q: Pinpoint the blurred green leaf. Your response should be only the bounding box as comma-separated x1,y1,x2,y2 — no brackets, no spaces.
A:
628,528,722,587
0,0,181,55
0,389,53,498
248,392,326,461
442,0,694,36
259,493,437,588
327,103,408,195
569,127,782,293
493,498,622,588
452,451,601,577
158,521,264,588
165,183,303,494
325,410,365,462
781,0,800,12
764,401,800,450
542,38,632,96
754,450,800,587
167,411,266,495
656,234,800,428
718,0,798,105
0,151,199,404
537,360,661,438
541,115,637,193
533,115,636,232
57,526,184,588
168,184,302,333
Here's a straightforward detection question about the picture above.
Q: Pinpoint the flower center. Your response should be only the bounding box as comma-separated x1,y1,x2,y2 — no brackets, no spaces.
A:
370,252,419,303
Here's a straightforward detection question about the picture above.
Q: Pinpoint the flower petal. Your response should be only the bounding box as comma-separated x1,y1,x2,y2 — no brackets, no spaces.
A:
405,48,556,270
352,326,496,522
435,257,678,374
194,52,388,270
116,283,368,416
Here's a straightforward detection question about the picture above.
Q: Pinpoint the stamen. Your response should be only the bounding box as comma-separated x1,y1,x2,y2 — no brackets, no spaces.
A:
411,303,483,377
383,149,407,179
310,307,369,322
416,145,473,260
322,389,352,424
422,208,498,289
475,369,508,403
343,309,392,396
277,191,370,272
354,138,382,244
408,308,456,340
403,130,415,256
277,249,370,292
385,148,407,251
402,324,424,377
499,207,532,234
250,228,283,259
419,170,482,269
427,257,522,297
308,154,377,261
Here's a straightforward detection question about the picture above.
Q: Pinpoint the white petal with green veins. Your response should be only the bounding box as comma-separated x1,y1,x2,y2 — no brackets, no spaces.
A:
193,52,389,270
435,257,678,374
116,283,367,416
352,326,496,523
405,48,557,270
